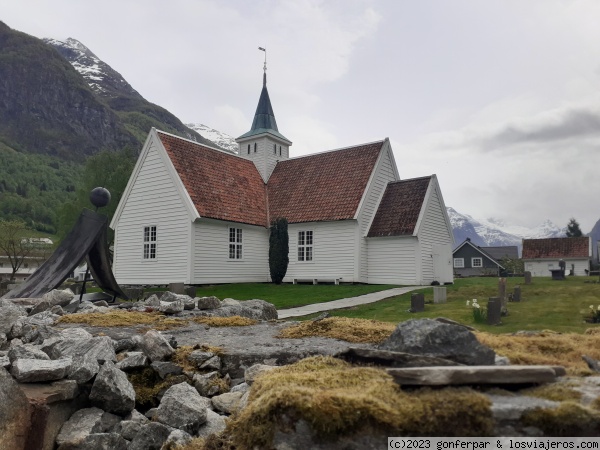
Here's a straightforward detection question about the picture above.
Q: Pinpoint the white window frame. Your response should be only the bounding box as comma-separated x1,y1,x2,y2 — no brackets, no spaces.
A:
228,227,243,260
143,225,157,260
453,258,464,268
298,230,313,262
471,257,483,268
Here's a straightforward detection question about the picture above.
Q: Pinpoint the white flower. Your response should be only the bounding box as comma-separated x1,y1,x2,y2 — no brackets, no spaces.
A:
473,304,480,309
597,305,600,311
466,300,470,306
591,305,595,310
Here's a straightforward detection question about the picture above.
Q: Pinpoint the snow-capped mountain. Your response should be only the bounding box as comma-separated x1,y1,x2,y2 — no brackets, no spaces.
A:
447,207,566,252
43,37,141,98
186,123,239,154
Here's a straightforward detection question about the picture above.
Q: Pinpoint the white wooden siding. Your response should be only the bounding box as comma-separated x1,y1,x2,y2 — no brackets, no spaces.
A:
417,184,453,284
284,221,358,283
192,218,270,284
356,146,398,282
367,237,419,284
524,259,590,277
113,138,191,285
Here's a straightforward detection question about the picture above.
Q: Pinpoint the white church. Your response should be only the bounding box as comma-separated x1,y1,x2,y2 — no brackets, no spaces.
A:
110,69,454,286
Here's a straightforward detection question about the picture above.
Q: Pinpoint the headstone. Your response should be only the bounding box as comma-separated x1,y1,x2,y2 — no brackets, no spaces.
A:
433,286,447,304
512,286,521,302
168,283,185,294
487,297,501,325
410,293,425,312
498,278,507,308
524,271,532,285
185,286,196,298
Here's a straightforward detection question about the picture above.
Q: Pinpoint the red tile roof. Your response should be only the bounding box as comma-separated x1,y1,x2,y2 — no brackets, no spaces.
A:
522,237,590,259
158,132,268,227
267,142,384,223
367,177,431,237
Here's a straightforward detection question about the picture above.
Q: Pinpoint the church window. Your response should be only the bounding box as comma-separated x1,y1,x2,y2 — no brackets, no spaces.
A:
247,144,250,155
273,143,276,154
229,227,243,259
279,146,282,156
254,143,257,153
143,226,157,259
298,231,313,262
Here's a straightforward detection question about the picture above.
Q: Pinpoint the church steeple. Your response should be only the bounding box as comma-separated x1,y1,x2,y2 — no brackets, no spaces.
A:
236,48,292,182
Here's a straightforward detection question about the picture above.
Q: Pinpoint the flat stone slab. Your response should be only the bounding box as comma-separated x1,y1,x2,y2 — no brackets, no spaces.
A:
335,347,461,368
386,365,560,386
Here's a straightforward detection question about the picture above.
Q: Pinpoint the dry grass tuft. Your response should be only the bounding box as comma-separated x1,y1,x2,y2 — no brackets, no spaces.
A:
522,402,600,436
278,317,396,343
210,356,493,449
172,346,197,373
58,310,187,330
190,316,257,327
521,383,583,402
127,368,187,410
476,331,600,375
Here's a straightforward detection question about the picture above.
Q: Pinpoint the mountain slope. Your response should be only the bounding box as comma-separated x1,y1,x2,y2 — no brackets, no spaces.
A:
186,123,239,153
43,37,216,147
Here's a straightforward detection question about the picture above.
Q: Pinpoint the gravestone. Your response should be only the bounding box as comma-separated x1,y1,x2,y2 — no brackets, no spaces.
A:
487,297,501,325
433,286,447,304
498,278,507,308
410,293,425,312
524,271,532,285
168,283,185,295
512,286,521,302
185,286,196,298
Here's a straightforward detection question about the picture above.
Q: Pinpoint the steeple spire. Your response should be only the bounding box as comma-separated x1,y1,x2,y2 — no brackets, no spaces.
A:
259,46,267,87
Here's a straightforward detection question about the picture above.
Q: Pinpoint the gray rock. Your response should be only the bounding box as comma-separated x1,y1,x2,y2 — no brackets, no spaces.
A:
128,422,172,450
200,355,222,371
211,391,245,414
56,407,120,448
125,408,149,423
151,361,182,379
62,298,81,314
0,333,7,351
335,347,461,368
221,298,240,307
0,367,31,450
61,327,94,340
47,335,117,364
58,433,128,450
230,382,250,394
113,338,138,353
49,305,65,316
145,407,158,420
0,355,9,369
378,318,496,365
10,357,72,382
95,300,110,307
196,296,221,310
29,300,52,315
159,299,184,314
188,350,214,367
24,310,59,326
161,291,193,303
0,302,28,334
42,288,75,307
155,382,208,434
90,361,136,415
197,409,227,438
496,355,511,366
68,354,100,384
182,297,197,310
239,299,278,321
487,394,560,422
144,294,161,307
163,429,193,448
116,352,149,372
245,363,277,385
140,330,174,362
193,371,222,397
115,419,143,441
8,344,50,363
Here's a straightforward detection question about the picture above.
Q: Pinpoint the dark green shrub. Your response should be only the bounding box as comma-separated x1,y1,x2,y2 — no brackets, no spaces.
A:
269,217,289,284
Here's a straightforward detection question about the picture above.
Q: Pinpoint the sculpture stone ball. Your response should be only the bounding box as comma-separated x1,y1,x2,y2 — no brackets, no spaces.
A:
90,187,111,208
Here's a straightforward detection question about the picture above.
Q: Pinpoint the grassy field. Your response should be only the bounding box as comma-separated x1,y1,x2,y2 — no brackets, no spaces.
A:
191,283,399,309
298,276,600,334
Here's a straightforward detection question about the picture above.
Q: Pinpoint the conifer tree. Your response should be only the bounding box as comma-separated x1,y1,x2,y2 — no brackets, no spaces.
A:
269,217,289,284
566,218,583,237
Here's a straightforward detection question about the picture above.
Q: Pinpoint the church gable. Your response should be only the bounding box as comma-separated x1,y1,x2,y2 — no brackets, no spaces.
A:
267,142,384,224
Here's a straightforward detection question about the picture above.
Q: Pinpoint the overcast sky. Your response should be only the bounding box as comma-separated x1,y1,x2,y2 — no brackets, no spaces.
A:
4,0,600,231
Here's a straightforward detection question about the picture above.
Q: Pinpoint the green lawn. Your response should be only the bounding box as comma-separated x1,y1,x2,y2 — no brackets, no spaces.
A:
191,283,399,309
296,276,600,334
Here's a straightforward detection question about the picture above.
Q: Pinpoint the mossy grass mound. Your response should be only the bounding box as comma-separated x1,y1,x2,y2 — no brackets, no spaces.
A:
278,317,395,343
202,356,493,449
58,310,185,330
521,383,583,402
522,402,600,436
190,316,257,327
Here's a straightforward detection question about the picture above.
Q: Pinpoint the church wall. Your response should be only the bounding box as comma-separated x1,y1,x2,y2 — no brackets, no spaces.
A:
237,135,289,182
357,144,398,282
367,236,419,284
191,218,270,284
113,137,191,285
284,220,358,283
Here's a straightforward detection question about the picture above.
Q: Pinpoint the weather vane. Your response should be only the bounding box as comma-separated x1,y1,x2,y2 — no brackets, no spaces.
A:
258,46,266,73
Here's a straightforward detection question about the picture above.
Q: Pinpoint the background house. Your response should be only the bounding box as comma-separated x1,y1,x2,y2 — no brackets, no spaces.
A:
522,237,591,276
452,238,518,277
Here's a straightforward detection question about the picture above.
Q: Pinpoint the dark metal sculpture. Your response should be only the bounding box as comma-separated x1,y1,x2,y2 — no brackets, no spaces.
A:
2,188,127,300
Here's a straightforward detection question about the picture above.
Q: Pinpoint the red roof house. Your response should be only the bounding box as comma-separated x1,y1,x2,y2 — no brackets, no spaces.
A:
110,72,454,286
522,237,591,276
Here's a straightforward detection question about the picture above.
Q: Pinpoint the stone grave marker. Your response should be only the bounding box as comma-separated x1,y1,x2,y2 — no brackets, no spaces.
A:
524,271,532,285
433,286,447,304
512,286,521,302
498,278,507,308
410,293,425,312
168,282,185,294
487,297,501,325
